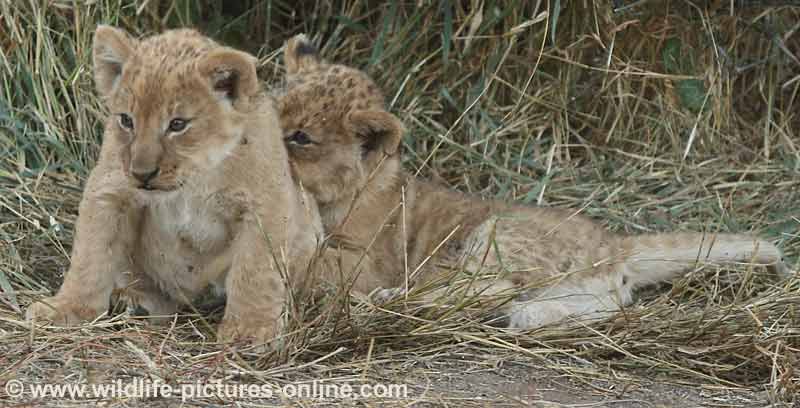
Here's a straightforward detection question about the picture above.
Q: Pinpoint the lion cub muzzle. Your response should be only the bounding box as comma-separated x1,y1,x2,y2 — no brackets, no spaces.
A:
131,167,159,185
129,140,163,188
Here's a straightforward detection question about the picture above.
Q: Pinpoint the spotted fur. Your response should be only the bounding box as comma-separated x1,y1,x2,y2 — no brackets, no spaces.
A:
276,34,790,329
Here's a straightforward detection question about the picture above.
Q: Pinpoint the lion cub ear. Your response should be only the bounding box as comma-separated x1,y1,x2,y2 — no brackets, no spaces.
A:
284,34,321,74
347,110,405,157
93,25,137,99
197,48,259,108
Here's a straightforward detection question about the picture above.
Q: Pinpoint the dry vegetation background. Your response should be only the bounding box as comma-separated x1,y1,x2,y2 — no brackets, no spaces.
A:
0,0,799,406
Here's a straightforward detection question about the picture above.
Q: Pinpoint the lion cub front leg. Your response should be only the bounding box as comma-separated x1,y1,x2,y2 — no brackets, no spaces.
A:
26,191,140,326
217,222,291,348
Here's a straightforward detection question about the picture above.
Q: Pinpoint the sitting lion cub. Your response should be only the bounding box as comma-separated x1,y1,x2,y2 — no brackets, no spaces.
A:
276,34,790,329
25,27,322,345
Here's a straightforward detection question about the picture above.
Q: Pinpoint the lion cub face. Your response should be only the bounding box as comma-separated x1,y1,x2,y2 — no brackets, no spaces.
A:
276,35,405,205
93,26,261,191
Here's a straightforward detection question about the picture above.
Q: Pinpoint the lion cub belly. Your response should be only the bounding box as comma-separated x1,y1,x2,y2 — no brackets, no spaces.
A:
135,190,235,302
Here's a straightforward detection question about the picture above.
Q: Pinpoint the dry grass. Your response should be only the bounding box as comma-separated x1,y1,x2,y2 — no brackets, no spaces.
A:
1,1,799,406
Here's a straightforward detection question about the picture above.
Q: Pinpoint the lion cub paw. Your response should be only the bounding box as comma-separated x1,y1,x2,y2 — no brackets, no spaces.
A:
25,298,97,326
217,319,282,352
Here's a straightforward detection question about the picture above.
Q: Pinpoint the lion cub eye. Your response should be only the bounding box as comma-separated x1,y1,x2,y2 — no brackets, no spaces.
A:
118,113,134,130
285,130,313,146
168,118,189,133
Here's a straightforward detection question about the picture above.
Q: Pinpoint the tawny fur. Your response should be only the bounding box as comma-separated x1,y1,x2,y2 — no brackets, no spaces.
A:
276,34,791,329
25,27,323,346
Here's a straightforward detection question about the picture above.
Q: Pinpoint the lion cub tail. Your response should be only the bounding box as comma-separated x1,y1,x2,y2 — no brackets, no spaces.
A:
620,233,790,288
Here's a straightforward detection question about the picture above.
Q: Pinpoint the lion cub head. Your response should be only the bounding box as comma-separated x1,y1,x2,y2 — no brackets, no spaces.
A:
93,26,261,191
276,35,405,206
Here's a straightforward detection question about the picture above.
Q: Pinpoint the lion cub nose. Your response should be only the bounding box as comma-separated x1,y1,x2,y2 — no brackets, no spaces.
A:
131,167,160,184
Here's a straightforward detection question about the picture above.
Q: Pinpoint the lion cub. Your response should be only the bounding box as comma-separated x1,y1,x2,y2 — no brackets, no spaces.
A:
276,35,790,329
25,27,322,345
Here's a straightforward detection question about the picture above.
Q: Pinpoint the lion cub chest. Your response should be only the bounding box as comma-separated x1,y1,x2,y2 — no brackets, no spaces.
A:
136,188,240,300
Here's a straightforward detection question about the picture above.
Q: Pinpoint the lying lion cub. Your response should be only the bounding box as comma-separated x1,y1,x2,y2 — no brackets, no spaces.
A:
26,27,322,345
277,34,790,329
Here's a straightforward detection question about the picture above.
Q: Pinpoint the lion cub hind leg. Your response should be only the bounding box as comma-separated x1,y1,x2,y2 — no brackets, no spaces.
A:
448,212,627,329
502,233,788,330
504,275,633,329
372,277,518,304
